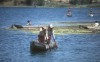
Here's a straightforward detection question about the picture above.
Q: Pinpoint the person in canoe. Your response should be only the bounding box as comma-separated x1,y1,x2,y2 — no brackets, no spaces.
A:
89,8,93,17
68,7,71,12
30,25,57,51
38,24,56,45
67,7,72,17
94,21,99,27
38,27,46,43
45,24,55,44
27,20,32,26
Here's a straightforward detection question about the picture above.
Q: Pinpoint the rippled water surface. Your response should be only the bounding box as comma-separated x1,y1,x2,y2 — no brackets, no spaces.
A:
0,7,100,62
0,7,100,27
0,29,100,62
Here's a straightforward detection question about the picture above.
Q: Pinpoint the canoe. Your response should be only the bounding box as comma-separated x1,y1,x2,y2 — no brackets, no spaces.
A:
87,26,100,30
11,24,23,29
30,41,57,52
89,14,94,17
10,24,39,30
67,12,72,17
78,25,88,29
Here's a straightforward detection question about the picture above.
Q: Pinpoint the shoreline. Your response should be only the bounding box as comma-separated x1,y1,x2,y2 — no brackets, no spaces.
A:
0,4,100,8
3,21,100,35
7,25,100,35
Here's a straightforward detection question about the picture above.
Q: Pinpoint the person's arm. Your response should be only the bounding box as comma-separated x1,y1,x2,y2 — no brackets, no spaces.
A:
52,30,55,42
45,29,48,39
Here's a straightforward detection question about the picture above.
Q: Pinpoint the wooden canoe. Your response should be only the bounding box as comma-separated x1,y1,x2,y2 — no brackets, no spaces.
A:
30,41,57,52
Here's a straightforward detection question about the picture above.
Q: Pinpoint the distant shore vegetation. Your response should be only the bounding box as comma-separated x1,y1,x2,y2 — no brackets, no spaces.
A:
0,0,100,7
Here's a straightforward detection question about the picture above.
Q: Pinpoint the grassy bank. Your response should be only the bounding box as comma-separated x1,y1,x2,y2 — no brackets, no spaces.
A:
54,27,92,34
7,21,100,35
11,26,97,35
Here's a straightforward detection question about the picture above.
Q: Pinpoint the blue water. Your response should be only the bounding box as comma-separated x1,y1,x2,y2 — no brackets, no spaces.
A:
0,7,100,28
0,7,100,62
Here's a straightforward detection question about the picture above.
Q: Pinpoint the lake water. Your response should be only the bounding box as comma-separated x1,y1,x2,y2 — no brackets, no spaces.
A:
0,7,100,62
0,7,100,28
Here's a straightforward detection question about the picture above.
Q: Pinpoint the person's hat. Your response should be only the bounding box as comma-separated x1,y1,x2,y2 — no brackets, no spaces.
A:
39,28,43,31
50,24,54,28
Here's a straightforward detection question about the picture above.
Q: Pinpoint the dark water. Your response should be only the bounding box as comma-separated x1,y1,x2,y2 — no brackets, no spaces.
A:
0,7,100,62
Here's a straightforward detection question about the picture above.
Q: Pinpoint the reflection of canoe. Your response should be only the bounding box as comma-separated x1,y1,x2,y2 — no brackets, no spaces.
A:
30,41,57,52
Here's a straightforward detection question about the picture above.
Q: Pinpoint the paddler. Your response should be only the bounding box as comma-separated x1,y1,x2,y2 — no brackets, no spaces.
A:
45,24,55,44
94,21,99,27
27,20,32,26
89,8,93,17
38,27,46,43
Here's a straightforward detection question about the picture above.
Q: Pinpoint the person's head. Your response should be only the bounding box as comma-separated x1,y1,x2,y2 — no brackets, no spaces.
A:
43,26,46,29
43,26,47,31
49,24,54,28
42,27,44,30
40,27,43,31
